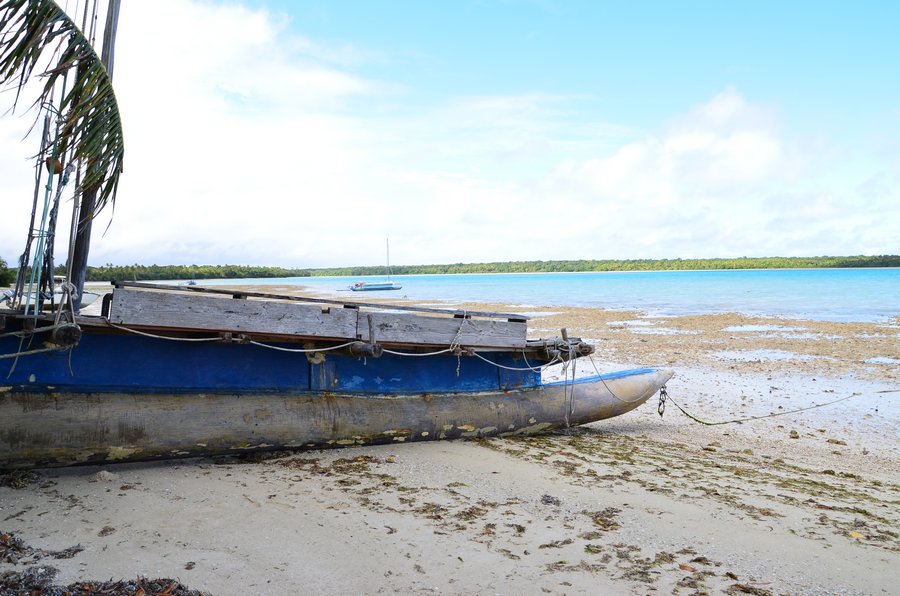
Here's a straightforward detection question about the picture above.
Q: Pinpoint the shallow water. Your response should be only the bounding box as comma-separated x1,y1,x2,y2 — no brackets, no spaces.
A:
189,268,900,323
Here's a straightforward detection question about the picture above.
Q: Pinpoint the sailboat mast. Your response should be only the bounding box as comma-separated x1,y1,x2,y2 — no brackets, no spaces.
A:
69,0,120,312
386,238,392,278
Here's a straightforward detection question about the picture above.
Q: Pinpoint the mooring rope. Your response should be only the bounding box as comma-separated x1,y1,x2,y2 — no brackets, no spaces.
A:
658,387,866,426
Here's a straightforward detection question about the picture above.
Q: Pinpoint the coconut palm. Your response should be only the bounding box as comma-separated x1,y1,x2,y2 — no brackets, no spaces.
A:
0,0,124,216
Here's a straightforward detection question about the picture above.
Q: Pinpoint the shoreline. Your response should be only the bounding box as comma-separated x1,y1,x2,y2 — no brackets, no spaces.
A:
2,295,897,594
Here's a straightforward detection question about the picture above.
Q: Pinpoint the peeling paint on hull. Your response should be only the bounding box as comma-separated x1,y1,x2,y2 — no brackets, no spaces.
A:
0,368,672,469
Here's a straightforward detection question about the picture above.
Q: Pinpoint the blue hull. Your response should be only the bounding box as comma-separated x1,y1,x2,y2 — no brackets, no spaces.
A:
1,313,672,469
1,330,537,395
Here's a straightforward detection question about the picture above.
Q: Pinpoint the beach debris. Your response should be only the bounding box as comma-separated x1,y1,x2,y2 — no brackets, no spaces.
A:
88,470,118,482
539,538,573,549
586,508,622,532
0,567,207,595
789,430,800,439
0,470,40,489
184,561,196,570
540,494,560,506
0,533,29,564
725,583,773,595
1,532,83,563
98,525,116,537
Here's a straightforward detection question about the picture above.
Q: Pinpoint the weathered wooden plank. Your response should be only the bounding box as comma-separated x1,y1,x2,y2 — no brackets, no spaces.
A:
358,311,527,349
114,281,528,321
109,288,359,339
107,289,527,348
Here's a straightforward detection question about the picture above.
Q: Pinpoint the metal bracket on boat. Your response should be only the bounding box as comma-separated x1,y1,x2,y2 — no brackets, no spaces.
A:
451,346,475,356
350,314,383,357
350,341,383,358
657,385,668,417
49,323,82,347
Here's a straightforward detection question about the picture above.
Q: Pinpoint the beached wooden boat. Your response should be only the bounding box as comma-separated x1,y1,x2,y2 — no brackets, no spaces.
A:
0,283,673,469
0,2,672,469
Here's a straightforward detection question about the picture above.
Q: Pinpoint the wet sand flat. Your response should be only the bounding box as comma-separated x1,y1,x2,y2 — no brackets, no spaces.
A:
2,296,898,595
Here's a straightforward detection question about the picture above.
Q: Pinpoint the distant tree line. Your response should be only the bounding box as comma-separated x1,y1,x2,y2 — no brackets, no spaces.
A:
1,255,896,286
309,255,900,277
79,264,312,282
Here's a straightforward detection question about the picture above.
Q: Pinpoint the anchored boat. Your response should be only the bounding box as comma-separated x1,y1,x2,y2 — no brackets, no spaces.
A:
349,239,403,291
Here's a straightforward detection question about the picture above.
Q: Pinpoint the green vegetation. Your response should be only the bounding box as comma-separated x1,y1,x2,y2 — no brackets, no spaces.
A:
64,255,898,282
0,256,13,287
309,255,899,276
81,264,311,282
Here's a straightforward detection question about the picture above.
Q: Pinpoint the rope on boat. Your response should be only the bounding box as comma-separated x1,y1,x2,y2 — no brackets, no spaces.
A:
587,354,648,406
248,340,358,353
0,322,73,340
469,351,561,372
658,387,866,426
0,345,71,360
106,322,222,342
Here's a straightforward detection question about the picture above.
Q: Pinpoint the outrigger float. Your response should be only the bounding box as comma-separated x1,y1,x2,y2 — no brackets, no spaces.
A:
1,283,673,469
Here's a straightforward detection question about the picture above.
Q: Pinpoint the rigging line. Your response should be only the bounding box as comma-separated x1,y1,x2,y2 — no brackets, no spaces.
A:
0,345,72,360
587,353,647,405
663,390,863,426
470,351,561,372
0,322,74,340
249,340,358,354
105,322,222,342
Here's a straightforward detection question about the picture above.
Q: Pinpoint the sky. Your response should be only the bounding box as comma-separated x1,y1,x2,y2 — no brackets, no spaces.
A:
1,0,898,269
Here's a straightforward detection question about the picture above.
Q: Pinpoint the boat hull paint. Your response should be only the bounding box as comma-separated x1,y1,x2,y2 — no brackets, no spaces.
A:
349,282,402,291
0,331,539,395
0,368,672,469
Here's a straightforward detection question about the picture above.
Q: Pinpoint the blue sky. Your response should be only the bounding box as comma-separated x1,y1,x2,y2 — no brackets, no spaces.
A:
1,0,898,268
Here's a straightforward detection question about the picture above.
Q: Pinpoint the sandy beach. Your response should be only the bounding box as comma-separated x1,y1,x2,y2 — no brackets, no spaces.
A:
1,296,898,595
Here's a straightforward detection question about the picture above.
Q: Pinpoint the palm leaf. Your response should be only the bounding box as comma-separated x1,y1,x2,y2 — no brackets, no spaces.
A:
0,0,124,216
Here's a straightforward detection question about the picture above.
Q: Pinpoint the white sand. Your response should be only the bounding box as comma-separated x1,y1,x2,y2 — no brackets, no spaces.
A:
2,303,898,595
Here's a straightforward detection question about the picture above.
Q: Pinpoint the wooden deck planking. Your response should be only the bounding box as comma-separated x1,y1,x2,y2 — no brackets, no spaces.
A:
108,288,528,348
109,288,359,340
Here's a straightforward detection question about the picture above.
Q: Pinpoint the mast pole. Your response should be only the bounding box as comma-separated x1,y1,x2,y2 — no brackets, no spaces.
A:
70,0,120,312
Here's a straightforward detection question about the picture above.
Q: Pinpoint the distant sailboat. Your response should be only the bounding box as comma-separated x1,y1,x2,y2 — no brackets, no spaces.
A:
349,239,403,291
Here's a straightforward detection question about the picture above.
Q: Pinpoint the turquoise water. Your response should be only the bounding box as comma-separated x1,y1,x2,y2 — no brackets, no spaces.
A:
195,268,899,323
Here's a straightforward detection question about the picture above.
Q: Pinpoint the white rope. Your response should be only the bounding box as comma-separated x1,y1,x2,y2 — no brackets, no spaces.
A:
248,340,358,354
588,353,644,405
106,322,222,342
471,351,562,372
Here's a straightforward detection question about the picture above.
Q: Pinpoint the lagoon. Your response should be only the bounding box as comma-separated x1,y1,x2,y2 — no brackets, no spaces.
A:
192,268,899,323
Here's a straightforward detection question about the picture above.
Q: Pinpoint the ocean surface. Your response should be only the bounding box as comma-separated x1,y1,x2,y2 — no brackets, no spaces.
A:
188,268,900,323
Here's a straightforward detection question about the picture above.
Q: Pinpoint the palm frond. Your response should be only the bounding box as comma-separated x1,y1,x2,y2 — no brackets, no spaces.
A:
0,0,124,216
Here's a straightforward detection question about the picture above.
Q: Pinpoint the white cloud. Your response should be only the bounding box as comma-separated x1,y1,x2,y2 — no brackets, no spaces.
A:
2,3,897,271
